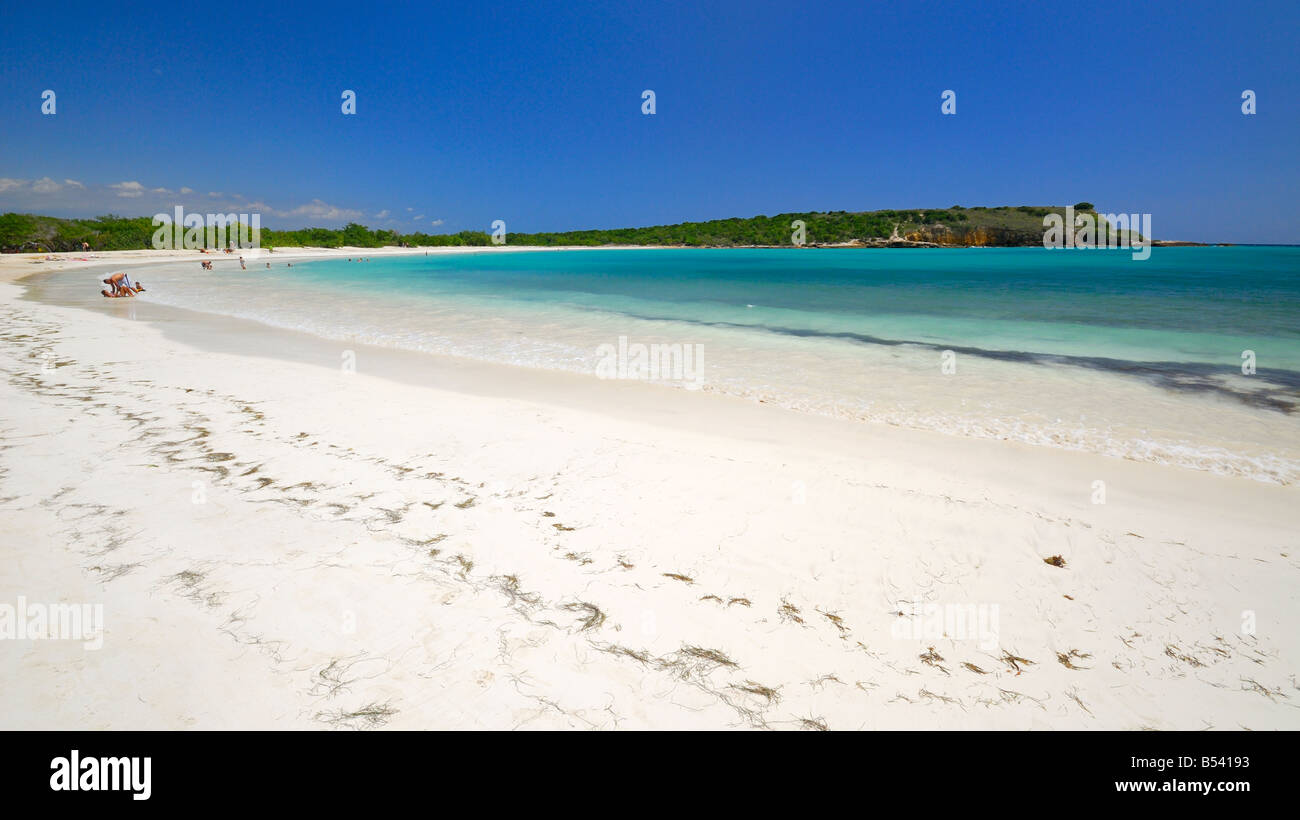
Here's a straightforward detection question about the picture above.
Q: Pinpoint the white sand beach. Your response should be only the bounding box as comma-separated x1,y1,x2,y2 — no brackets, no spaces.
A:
1,249,1297,730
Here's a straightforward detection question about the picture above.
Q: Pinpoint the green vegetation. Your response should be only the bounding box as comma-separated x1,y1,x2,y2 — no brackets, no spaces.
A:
509,205,1119,247
0,213,160,251
267,223,492,249
0,204,1122,252
0,213,493,252
509,210,927,246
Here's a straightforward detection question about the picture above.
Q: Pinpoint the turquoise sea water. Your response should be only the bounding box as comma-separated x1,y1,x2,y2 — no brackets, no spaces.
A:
282,245,1300,375
63,246,1300,482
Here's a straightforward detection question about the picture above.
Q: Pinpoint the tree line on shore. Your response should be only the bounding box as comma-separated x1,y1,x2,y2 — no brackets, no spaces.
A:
0,205,1095,252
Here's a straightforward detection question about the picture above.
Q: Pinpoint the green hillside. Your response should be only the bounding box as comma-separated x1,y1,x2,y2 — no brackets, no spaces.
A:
0,204,1138,252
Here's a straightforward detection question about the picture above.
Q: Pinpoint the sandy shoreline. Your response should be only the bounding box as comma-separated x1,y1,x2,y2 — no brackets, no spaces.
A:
1,249,1297,729
0,243,664,280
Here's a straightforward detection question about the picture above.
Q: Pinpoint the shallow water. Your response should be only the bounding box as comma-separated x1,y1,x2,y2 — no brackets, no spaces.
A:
32,246,1300,483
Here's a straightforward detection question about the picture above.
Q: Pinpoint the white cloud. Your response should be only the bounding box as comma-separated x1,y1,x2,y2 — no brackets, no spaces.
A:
0,175,368,228
110,181,145,198
413,214,425,221
430,218,444,227
287,199,364,221
374,209,390,219
13,177,87,194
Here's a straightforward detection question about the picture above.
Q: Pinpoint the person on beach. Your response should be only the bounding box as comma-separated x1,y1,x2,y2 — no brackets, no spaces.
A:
102,271,144,296
101,276,143,298
239,256,246,270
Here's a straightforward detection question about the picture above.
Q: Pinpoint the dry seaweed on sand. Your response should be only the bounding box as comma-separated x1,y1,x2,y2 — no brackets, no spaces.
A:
453,554,474,578
493,574,544,610
1001,650,1035,673
597,644,653,666
561,601,607,631
1043,555,1067,568
778,598,805,625
1056,649,1093,670
920,646,950,675
919,687,962,706
1067,687,1093,714
662,572,695,584
314,701,398,729
678,645,738,668
818,608,849,634
1241,678,1289,701
730,680,781,705
1165,644,1205,667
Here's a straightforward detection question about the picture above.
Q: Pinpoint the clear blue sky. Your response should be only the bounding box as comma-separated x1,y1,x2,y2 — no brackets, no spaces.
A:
1,0,1296,242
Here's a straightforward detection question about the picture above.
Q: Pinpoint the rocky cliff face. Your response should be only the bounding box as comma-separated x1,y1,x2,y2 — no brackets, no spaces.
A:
904,224,1045,247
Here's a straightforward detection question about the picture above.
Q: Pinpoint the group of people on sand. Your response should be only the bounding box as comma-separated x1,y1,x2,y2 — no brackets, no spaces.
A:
100,271,145,298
